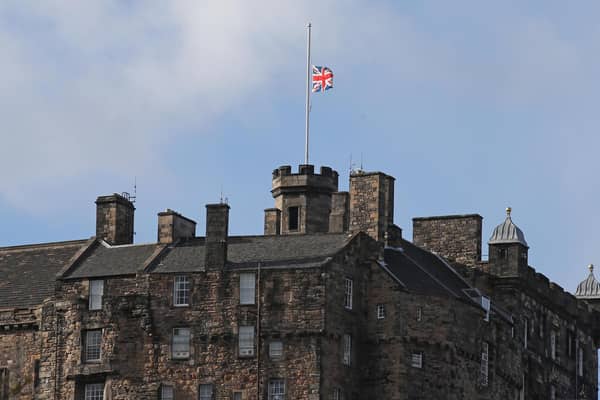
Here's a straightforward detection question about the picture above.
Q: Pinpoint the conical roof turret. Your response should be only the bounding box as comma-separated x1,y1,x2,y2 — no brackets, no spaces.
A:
488,207,528,247
575,264,600,299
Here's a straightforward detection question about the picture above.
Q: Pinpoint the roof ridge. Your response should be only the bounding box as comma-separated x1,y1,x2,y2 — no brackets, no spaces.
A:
0,239,88,252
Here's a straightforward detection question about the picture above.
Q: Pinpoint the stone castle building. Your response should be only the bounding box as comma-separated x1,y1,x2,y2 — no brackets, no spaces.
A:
1,163,599,399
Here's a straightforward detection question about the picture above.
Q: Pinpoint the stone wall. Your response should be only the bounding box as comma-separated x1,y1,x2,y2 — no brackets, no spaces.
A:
412,214,482,266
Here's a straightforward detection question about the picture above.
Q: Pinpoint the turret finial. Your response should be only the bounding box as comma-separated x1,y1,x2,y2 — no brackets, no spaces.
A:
589,264,594,273
506,207,512,217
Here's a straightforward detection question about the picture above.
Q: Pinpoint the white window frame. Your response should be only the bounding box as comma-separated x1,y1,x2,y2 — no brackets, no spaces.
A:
240,273,256,305
198,384,213,400
172,327,190,359
161,385,174,400
173,275,190,307
376,304,386,320
411,352,423,368
332,388,343,400
84,383,104,400
239,326,255,357
480,342,489,386
342,334,352,366
550,330,556,360
84,330,102,362
269,340,283,359
268,379,285,400
344,278,353,310
89,280,104,311
481,296,490,322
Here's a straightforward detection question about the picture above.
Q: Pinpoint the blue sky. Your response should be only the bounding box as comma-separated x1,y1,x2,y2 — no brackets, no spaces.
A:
1,1,600,294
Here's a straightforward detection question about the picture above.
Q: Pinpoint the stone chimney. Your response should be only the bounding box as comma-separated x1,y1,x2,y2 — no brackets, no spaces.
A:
412,214,482,266
264,208,281,235
95,194,135,245
329,192,349,233
204,203,229,269
157,209,196,244
349,171,395,242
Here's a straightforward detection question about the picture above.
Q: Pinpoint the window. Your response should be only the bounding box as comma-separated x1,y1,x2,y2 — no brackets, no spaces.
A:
239,326,255,356
376,304,386,320
411,352,423,368
233,392,242,400
344,278,353,310
33,359,40,388
288,207,299,231
481,296,490,322
498,248,507,260
523,318,528,349
0,368,8,400
199,384,213,400
84,383,104,400
550,330,556,360
567,331,576,359
83,330,102,362
550,385,555,400
332,388,343,400
269,340,283,359
173,276,190,307
416,307,422,322
480,342,489,386
240,273,256,305
268,379,285,400
89,280,104,310
578,346,584,377
172,328,190,359
342,334,352,366
161,385,174,400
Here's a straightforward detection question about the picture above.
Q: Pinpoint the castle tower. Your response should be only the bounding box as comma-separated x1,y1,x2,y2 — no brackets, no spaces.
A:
266,164,338,235
488,207,528,277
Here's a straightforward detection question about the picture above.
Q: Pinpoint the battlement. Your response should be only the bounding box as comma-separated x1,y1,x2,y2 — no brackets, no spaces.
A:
271,164,339,196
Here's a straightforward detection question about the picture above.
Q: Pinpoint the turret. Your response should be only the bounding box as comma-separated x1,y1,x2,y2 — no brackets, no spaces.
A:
488,207,528,277
265,164,338,235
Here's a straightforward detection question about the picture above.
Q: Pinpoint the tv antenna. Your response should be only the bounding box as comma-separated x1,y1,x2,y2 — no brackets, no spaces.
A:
121,177,137,203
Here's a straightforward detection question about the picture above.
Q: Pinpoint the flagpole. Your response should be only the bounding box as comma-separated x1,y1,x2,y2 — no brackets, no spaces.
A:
304,23,312,165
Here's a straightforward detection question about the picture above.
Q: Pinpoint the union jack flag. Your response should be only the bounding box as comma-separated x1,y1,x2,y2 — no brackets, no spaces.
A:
312,65,333,93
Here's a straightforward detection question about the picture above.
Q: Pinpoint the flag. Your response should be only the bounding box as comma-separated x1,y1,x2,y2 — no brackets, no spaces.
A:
312,65,333,93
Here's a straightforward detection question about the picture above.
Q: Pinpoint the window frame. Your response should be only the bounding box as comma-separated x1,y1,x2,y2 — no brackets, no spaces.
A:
173,275,191,307
344,278,353,310
172,327,191,360
376,304,386,320
342,334,352,366
268,378,285,400
578,345,584,377
269,340,283,359
238,326,255,357
240,273,256,305
550,330,556,360
160,385,174,400
198,384,214,400
84,382,104,400
480,342,489,387
411,352,423,369
88,279,104,311
83,329,102,363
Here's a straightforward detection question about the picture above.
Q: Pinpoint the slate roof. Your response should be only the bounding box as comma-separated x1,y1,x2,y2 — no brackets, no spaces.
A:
489,211,528,247
152,233,351,273
65,242,161,279
382,239,473,301
575,265,600,299
0,240,86,308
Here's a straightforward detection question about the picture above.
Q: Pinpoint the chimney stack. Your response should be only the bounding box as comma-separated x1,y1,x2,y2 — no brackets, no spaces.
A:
95,194,135,245
157,209,197,244
204,203,230,269
349,171,395,242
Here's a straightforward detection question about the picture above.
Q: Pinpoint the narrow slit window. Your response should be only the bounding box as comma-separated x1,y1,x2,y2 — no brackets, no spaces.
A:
288,207,299,231
342,334,352,366
344,278,353,310
480,342,489,386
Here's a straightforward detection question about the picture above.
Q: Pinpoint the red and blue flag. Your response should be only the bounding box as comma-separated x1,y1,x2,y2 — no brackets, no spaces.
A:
312,65,333,93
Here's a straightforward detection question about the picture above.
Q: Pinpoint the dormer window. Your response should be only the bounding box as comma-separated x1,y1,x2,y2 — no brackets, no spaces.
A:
288,207,299,231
